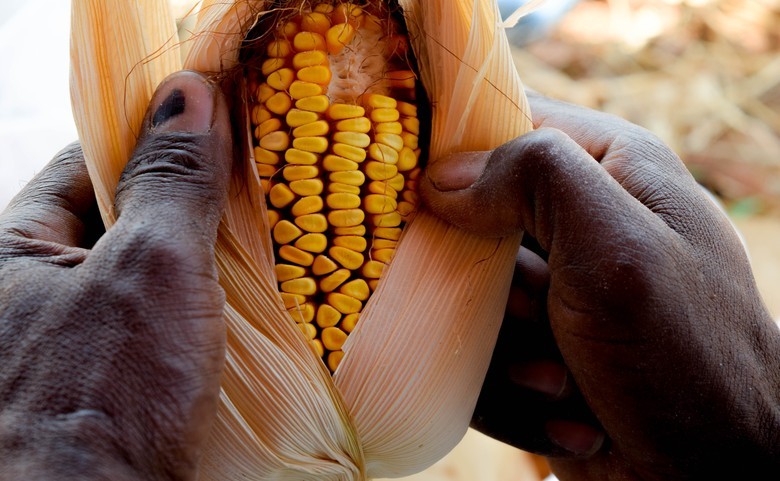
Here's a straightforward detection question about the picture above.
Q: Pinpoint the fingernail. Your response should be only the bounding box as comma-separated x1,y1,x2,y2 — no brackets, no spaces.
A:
508,361,569,398
426,151,489,191
545,419,605,457
150,71,215,133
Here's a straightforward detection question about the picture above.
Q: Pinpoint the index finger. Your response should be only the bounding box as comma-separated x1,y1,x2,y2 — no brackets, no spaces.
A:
0,143,101,249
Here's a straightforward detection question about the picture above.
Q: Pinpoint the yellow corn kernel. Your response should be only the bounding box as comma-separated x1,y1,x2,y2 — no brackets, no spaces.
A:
298,65,332,85
256,163,277,177
368,143,399,164
363,194,398,214
339,279,370,301
267,68,295,90
289,80,323,100
326,192,361,210
397,101,418,117
362,260,385,279
266,210,280,229
285,148,319,165
322,327,348,351
372,248,395,263
293,31,327,51
329,246,364,270
312,255,338,276
332,143,367,162
293,120,329,138
375,133,404,152
397,147,418,171
261,57,285,76
279,245,315,266
327,349,345,372
293,136,329,154
373,227,402,240
255,118,282,139
329,170,365,186
281,277,317,296
335,117,371,133
294,213,328,233
269,184,296,209
316,303,342,328
370,108,400,123
333,131,370,148
374,121,403,135
296,95,330,113
311,339,325,357
328,182,361,195
280,292,306,309
290,302,316,323
323,155,359,172
320,268,351,293
387,70,416,89
280,20,299,39
275,264,306,282
289,178,324,196
273,220,303,244
371,212,403,228
293,50,327,69
260,131,290,151
328,209,365,228
251,105,273,125
366,180,398,198
328,103,365,120
297,321,317,340
327,293,362,314
340,313,359,333
291,196,324,216
283,165,319,181
333,225,366,236
301,11,331,36
365,161,398,181
254,147,280,165
326,23,356,54
333,3,363,26
266,39,292,58
333,235,367,252
371,239,398,250
295,233,327,253
286,108,319,127
266,92,292,115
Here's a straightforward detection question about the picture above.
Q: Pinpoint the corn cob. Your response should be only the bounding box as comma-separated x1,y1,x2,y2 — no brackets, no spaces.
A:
71,0,533,479
245,2,423,372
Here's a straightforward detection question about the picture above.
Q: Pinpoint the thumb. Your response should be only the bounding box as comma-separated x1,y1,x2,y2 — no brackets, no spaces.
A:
112,70,233,249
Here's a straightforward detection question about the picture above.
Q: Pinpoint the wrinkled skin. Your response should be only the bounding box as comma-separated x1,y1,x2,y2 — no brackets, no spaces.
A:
421,92,780,480
0,72,233,480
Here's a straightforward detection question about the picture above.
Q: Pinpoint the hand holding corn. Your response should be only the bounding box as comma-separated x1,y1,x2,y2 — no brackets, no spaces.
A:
0,72,232,481
422,93,780,480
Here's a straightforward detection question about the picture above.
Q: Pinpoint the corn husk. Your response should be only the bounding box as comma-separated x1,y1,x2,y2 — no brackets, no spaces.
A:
70,1,532,479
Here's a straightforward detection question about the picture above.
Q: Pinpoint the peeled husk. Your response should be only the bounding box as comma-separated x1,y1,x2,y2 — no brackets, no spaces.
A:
70,1,532,479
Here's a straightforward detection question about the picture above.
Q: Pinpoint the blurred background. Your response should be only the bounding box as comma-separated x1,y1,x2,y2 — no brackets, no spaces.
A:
0,1,777,480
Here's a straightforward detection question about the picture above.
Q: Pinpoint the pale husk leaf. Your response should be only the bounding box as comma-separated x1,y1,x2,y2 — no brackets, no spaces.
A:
70,0,182,227
333,1,532,476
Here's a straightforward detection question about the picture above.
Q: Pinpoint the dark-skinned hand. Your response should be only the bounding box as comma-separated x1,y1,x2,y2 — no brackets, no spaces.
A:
0,71,232,481
420,92,780,480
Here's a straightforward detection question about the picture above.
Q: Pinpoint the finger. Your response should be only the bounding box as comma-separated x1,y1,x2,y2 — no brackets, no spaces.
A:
94,70,233,274
0,143,101,249
527,93,741,252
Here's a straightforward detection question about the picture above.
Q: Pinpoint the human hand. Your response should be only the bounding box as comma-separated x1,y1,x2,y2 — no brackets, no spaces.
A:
0,71,232,481
420,93,780,479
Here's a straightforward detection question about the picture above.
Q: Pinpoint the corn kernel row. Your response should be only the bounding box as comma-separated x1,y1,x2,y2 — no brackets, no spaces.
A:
247,2,422,372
